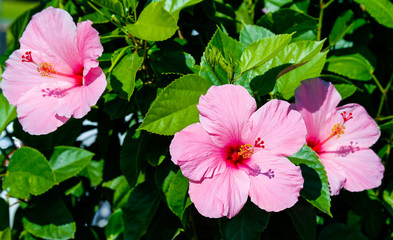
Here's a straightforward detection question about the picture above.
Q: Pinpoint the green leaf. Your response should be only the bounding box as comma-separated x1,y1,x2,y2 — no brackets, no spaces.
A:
165,170,189,220
287,205,317,240
123,182,161,240
79,159,104,187
103,176,132,209
199,29,245,85
334,83,357,100
22,195,76,240
380,120,393,133
163,0,203,21
0,198,9,231
138,74,212,135
111,52,144,100
49,146,94,183
150,51,195,75
220,201,270,240
329,10,354,47
0,93,16,134
239,24,274,47
277,51,327,99
126,2,178,41
0,228,11,240
65,181,84,198
250,64,292,96
239,34,292,73
354,0,393,29
91,0,124,16
257,8,317,40
288,145,332,217
105,209,124,240
325,54,374,81
3,147,56,199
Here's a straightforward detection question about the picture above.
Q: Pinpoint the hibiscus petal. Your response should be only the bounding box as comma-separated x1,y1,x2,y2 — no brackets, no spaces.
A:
170,123,226,182
295,78,342,144
19,7,82,73
197,85,257,147
247,99,306,156
55,67,106,118
188,167,250,218
318,154,346,195
76,20,103,70
323,103,380,150
319,148,384,194
16,84,70,134
247,151,303,212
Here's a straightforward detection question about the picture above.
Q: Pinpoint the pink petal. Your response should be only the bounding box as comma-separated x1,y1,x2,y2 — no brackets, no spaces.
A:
247,151,303,211
55,67,106,118
19,7,82,73
197,85,257,147
76,21,103,73
294,78,342,145
246,99,307,156
318,155,346,195
16,84,70,134
319,148,384,194
188,167,250,218
170,123,226,182
322,103,380,150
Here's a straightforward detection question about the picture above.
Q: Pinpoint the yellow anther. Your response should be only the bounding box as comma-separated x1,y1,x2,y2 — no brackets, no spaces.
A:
37,62,57,77
330,123,345,139
238,144,253,159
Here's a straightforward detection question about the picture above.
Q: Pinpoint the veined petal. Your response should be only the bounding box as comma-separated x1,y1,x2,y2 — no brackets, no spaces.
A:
16,84,70,134
55,67,106,118
197,85,257,147
76,21,103,68
170,123,226,182
188,167,250,218
323,103,380,150
247,151,303,212
19,7,82,73
295,78,342,145
319,148,384,194
247,99,307,156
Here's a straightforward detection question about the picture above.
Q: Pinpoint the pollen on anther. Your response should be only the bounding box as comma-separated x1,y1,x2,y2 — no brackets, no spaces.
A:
330,123,345,139
37,62,57,77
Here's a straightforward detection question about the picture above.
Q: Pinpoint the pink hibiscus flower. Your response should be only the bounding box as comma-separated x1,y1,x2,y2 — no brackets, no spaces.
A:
170,85,307,218
294,78,384,195
1,7,106,135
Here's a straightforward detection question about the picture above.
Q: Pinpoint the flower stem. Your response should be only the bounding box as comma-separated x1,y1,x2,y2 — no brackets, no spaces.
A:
317,0,335,41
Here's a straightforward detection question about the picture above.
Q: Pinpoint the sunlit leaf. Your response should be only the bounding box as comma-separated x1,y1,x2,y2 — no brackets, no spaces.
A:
239,24,274,47
326,54,374,81
354,0,393,29
0,93,16,134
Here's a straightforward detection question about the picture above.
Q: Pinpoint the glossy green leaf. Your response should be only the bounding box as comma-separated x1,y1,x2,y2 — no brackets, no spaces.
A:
65,181,84,197
287,205,316,240
165,170,189,220
0,228,11,240
277,51,327,99
239,24,274,47
105,209,124,240
329,10,354,47
334,83,357,99
126,2,178,41
123,182,161,240
91,0,124,17
354,0,393,29
79,159,104,187
3,147,56,199
138,74,212,135
22,195,76,240
0,93,16,134
103,176,132,209
326,54,374,81
288,145,332,216
220,201,270,240
239,34,292,73
163,0,203,21
111,52,144,100
200,29,245,85
49,146,94,183
250,64,292,96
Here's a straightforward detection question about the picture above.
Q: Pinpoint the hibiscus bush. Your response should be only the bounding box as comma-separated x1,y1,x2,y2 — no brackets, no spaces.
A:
1,0,393,239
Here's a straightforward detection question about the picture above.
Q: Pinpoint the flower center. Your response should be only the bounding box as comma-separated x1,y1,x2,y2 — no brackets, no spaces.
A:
226,143,253,166
311,111,354,153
